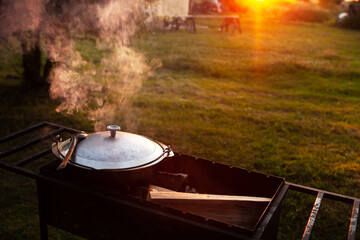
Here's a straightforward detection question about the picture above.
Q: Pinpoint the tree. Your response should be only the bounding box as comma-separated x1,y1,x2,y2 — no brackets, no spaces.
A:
0,0,55,88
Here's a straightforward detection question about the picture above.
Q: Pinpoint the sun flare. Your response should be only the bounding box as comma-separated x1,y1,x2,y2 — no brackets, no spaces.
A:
237,0,296,8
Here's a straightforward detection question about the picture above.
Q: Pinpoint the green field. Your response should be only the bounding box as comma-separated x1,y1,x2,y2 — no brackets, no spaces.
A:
1,17,360,239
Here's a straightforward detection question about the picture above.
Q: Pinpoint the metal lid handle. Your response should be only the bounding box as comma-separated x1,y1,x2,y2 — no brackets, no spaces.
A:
107,125,121,137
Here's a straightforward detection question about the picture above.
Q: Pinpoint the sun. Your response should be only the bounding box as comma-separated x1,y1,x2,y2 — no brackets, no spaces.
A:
238,0,296,8
237,0,273,8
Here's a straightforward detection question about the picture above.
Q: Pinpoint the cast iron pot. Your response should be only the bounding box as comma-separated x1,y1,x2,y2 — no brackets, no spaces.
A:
52,125,174,189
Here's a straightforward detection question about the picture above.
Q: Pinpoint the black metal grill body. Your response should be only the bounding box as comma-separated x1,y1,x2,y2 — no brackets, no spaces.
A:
0,122,359,240
37,161,267,240
36,155,284,240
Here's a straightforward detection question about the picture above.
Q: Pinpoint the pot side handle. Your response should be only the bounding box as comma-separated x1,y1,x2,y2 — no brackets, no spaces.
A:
57,131,88,170
159,142,174,158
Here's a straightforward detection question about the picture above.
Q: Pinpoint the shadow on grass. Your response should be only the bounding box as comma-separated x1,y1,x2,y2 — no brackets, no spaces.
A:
162,56,360,85
0,80,93,137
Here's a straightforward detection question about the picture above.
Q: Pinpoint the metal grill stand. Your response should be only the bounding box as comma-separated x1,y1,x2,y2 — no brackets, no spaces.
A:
0,122,359,240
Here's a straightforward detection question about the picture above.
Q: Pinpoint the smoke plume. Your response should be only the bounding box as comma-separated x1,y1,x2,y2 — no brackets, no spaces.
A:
0,0,152,131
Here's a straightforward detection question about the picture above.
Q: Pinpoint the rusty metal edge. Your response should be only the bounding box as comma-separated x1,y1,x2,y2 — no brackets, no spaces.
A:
286,182,360,204
302,192,324,240
348,200,360,240
252,183,289,239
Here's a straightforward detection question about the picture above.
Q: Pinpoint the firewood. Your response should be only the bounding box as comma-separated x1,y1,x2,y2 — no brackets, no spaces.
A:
149,185,271,202
149,185,271,228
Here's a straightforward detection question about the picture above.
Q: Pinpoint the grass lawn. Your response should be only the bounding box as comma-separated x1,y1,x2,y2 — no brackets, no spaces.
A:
1,17,360,239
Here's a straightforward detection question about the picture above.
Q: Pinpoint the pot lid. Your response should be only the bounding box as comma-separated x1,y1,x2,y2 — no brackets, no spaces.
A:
69,125,172,170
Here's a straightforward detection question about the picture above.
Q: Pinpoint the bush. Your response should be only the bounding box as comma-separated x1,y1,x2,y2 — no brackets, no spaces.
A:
282,3,330,23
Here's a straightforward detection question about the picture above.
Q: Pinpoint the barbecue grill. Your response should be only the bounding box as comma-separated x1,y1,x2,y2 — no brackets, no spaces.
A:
0,122,359,240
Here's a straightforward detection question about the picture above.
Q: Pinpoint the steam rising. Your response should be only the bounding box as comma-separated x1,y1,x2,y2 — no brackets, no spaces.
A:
0,0,152,131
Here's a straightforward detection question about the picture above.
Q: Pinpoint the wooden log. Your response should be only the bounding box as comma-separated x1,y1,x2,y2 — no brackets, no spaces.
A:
149,185,271,202
149,185,271,228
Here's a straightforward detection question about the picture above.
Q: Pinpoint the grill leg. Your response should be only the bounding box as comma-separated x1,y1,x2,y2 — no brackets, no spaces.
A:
37,181,48,240
39,219,48,240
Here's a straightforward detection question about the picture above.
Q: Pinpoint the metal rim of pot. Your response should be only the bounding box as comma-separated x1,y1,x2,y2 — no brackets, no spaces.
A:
52,125,174,172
